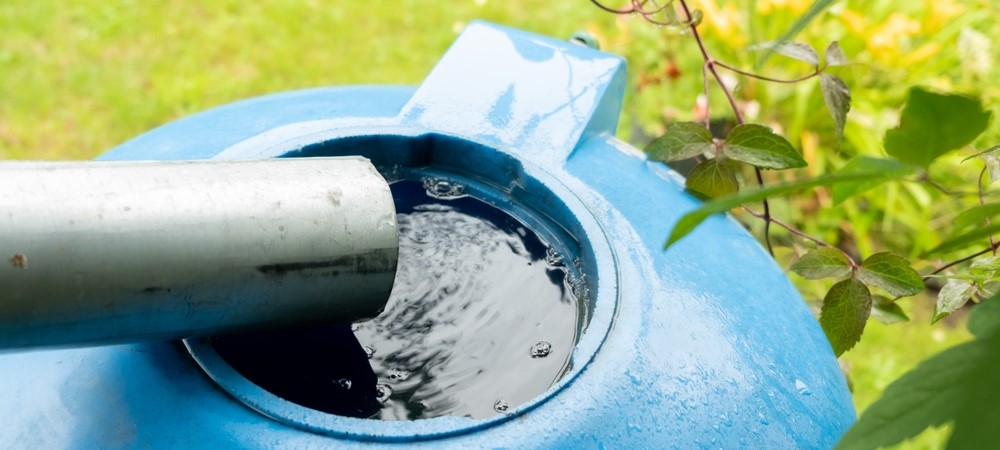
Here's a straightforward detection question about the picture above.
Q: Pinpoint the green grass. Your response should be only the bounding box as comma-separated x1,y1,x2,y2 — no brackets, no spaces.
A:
0,0,616,159
0,2,981,448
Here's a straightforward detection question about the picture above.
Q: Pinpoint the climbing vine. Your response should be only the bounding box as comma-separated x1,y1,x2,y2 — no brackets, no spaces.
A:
592,0,999,447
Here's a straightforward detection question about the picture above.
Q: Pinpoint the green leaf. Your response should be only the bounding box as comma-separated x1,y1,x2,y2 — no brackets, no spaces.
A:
924,223,1000,256
824,41,849,66
790,248,852,280
819,74,851,139
663,2,681,24
645,122,715,162
569,31,600,50
981,281,1000,299
758,0,835,65
749,40,819,66
855,252,924,297
952,203,1000,235
663,5,704,28
962,143,1000,183
721,124,807,169
884,88,992,167
685,159,739,200
933,279,977,323
970,256,1000,278
871,296,909,324
831,157,914,204
837,292,1000,449
968,297,1000,338
820,277,872,356
986,154,1000,184
684,9,703,28
665,171,895,249
834,334,998,449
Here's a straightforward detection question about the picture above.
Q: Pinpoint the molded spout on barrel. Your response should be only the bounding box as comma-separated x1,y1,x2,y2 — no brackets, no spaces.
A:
0,157,398,352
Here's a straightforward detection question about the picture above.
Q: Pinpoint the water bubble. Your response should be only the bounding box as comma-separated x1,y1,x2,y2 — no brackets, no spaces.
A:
333,378,352,390
530,341,552,358
388,369,411,382
493,399,510,413
569,274,590,301
363,346,376,359
544,248,563,266
375,384,392,403
423,177,465,199
795,379,812,396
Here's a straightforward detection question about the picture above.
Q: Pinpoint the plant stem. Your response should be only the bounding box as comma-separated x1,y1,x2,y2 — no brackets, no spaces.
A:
701,61,711,129
678,0,776,254
677,0,745,125
742,205,856,266
678,0,774,257
755,168,774,255
929,246,996,276
595,0,821,259
588,0,635,14
714,60,822,84
905,176,1000,197
980,166,998,255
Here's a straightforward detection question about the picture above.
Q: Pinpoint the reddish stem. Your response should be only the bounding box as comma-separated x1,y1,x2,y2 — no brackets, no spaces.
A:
929,246,996,276
589,0,635,14
714,60,823,84
980,166,998,255
742,206,856,267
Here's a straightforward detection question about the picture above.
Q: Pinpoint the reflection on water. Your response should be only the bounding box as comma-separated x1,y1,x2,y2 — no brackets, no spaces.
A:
358,180,582,420
211,179,583,421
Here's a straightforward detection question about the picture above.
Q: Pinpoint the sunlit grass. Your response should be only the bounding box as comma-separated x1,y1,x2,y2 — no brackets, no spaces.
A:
0,0,616,159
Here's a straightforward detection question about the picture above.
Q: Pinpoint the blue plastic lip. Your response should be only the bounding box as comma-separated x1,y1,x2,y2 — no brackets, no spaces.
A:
184,130,620,442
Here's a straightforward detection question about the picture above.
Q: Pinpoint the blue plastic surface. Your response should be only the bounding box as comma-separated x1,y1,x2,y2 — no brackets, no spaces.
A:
0,22,854,448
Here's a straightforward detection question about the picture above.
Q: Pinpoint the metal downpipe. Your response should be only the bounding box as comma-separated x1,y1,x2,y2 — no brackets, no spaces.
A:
0,157,398,351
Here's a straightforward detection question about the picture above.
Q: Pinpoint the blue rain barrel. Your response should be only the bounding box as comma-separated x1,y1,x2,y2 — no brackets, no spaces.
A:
0,21,853,448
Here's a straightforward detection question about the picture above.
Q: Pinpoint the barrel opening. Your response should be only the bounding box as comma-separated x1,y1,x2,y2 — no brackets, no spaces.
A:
184,134,617,440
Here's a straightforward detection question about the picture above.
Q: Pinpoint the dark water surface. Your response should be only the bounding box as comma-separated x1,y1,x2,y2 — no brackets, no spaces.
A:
212,179,583,420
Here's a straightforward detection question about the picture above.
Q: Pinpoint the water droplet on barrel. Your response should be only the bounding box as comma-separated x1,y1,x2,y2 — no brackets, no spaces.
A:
333,378,352,390
795,379,812,396
363,346,376,359
493,399,510,413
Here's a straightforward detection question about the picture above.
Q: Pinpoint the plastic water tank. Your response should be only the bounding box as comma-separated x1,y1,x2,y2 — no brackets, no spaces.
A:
0,21,853,448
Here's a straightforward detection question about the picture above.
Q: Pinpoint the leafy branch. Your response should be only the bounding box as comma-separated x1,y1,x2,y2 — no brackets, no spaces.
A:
592,1,1000,447
592,0,999,351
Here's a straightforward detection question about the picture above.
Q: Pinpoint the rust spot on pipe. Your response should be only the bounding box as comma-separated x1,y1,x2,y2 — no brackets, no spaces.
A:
9,253,26,269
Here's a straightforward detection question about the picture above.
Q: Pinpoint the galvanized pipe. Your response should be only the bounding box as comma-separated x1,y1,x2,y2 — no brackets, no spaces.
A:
0,157,398,352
